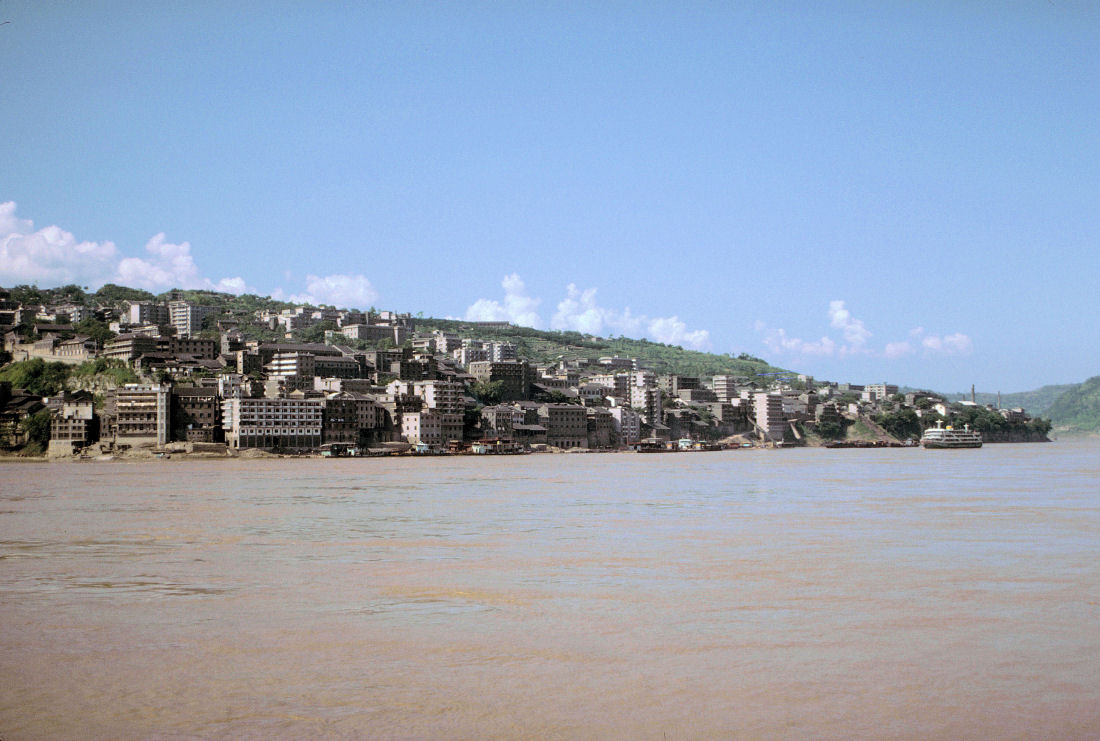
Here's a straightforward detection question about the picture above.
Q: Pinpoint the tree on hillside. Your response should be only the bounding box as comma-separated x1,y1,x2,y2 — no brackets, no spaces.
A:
74,318,116,348
873,408,921,440
20,408,52,450
54,284,88,304
470,380,505,406
10,284,45,305
93,283,155,305
0,358,72,396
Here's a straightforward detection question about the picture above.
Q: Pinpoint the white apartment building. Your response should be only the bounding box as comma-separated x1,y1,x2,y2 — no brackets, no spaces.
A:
168,301,217,339
412,380,465,414
455,345,489,367
490,342,518,362
609,406,642,444
113,383,170,447
401,409,443,446
266,351,317,379
629,384,662,426
710,375,740,403
753,392,787,442
127,301,169,326
222,397,323,450
862,383,899,402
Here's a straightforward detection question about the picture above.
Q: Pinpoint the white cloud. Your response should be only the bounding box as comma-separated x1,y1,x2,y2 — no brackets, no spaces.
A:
758,323,837,357
827,300,871,352
466,276,711,349
756,301,972,362
549,282,709,349
288,274,379,309
1,201,119,287
0,201,249,294
552,284,608,334
756,300,871,358
884,341,914,359
645,315,710,350
212,276,250,295
551,283,644,337
464,273,542,327
913,328,973,356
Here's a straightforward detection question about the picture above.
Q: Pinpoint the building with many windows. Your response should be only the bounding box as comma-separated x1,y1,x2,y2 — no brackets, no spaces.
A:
48,391,98,454
753,392,787,442
538,404,589,449
222,397,323,451
110,384,170,447
126,301,169,327
467,360,532,401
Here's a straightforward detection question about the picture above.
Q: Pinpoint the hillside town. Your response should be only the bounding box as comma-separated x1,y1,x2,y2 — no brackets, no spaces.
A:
0,286,1051,458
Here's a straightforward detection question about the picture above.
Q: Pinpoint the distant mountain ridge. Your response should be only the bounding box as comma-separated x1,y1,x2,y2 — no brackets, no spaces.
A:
1044,376,1100,433
944,378,1100,433
944,385,1077,419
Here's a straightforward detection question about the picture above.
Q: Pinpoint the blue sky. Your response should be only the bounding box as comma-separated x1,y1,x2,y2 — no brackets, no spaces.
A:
2,2,1097,393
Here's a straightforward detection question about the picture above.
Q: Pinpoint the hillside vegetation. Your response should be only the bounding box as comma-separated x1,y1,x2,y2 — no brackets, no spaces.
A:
416,318,789,379
1046,376,1100,432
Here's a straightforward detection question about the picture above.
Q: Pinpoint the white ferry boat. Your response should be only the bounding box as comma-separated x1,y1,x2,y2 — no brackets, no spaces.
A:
920,421,983,449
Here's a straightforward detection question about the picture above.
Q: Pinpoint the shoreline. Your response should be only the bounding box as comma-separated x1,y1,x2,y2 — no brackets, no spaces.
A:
2,435,1071,465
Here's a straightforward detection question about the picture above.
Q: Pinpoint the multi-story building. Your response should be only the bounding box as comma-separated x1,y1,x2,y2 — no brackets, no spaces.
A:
103,334,159,363
322,391,384,445
468,360,532,401
314,354,364,379
658,375,700,395
55,336,97,360
171,387,221,442
629,383,662,427
221,330,245,356
455,343,489,367
480,404,525,438
340,323,408,345
48,391,98,454
166,338,217,360
111,384,170,447
218,373,249,399
314,377,376,395
609,406,642,444
586,408,615,449
538,404,588,449
863,383,899,402
710,375,742,403
589,373,630,402
401,409,450,447
490,342,517,362
168,301,218,339
431,331,462,354
410,379,465,414
753,392,786,442
126,301,169,327
265,351,317,379
222,396,323,451
339,310,367,327
598,356,635,370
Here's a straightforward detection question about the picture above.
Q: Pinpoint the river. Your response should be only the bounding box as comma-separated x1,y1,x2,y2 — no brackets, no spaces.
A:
2,440,1098,739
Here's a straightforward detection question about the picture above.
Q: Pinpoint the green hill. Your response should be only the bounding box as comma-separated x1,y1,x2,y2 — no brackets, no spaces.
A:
416,318,790,379
1046,376,1100,433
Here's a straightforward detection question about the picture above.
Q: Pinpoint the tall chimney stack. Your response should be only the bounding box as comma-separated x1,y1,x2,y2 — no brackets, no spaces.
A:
971,384,976,403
